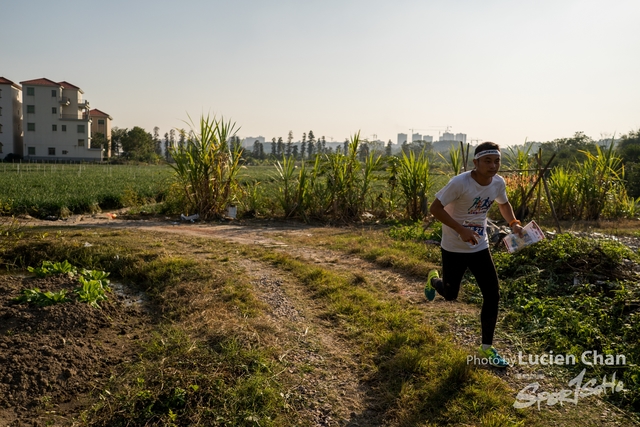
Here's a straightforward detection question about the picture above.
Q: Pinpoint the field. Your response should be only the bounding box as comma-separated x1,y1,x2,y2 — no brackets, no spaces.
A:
0,162,451,220
0,215,639,426
1,152,639,425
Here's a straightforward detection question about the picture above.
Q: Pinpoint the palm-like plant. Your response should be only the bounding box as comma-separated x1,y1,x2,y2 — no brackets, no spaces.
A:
169,114,242,220
398,149,432,220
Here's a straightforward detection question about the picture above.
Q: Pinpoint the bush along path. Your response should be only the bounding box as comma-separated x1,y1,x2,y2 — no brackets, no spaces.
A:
0,221,639,426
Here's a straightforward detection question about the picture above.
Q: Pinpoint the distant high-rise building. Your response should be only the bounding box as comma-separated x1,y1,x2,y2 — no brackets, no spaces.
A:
412,133,422,142
423,135,433,143
397,133,407,145
439,132,455,142
455,133,467,144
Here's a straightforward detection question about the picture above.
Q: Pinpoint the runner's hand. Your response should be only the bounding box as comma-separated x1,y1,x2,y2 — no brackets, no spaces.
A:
458,227,480,245
511,223,525,237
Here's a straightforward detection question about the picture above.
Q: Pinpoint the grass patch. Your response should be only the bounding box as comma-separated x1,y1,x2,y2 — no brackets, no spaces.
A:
0,229,300,425
253,247,528,426
84,326,294,426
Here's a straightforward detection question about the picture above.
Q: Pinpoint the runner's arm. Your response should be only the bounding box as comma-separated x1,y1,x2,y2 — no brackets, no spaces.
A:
498,202,525,236
429,198,479,244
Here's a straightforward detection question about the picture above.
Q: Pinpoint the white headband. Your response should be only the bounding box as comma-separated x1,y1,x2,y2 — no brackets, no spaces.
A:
474,149,501,160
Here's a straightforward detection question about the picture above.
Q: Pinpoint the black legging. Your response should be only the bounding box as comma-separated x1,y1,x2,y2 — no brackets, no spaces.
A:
438,248,500,346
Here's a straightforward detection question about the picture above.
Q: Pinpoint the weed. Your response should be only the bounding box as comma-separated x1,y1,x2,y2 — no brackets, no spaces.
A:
13,288,70,306
28,260,77,277
75,276,111,309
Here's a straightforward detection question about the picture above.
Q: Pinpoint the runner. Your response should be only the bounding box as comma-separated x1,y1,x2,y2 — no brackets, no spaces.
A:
426,141,524,368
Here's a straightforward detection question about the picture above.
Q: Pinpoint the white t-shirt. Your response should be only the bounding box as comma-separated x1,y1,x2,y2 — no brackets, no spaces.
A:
435,171,508,253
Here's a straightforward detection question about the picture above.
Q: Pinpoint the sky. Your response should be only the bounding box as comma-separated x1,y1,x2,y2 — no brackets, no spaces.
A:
2,0,639,146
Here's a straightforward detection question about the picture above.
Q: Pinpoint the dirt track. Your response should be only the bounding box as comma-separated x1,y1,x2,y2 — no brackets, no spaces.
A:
2,213,639,426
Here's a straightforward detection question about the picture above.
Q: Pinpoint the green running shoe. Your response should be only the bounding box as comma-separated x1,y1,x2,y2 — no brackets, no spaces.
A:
478,345,510,368
425,270,439,301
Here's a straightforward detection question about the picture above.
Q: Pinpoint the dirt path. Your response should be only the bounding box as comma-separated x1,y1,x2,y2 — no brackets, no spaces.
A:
12,215,640,426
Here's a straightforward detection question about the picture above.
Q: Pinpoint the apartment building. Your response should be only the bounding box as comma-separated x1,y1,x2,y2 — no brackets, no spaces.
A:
20,78,105,161
89,109,112,158
0,77,23,159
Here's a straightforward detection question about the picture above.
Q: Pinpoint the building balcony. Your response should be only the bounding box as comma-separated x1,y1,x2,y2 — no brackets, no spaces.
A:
77,100,90,109
60,113,90,121
59,97,71,106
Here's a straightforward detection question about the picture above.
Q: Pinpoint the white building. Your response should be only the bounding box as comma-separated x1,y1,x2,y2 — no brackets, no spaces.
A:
242,136,265,148
455,133,467,144
20,78,103,161
0,77,23,159
412,133,422,142
397,133,407,144
439,132,455,141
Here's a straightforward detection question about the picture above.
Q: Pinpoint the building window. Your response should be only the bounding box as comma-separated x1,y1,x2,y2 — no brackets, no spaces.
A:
62,150,68,155
0,88,2,98
52,89,57,97
62,125,67,132
0,143,3,154
0,106,2,116
98,119,105,125
0,124,2,133
27,123,36,131
78,139,85,147
48,147,56,156
52,124,57,131
26,87,35,96
77,124,85,133
52,107,57,114
27,105,35,114
28,147,35,155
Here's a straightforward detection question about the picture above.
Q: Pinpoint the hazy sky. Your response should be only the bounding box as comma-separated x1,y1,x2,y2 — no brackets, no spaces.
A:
2,0,639,145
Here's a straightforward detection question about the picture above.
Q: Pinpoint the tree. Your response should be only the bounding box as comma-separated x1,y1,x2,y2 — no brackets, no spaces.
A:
308,131,316,158
343,139,349,154
271,137,277,156
277,137,284,157
618,129,640,163
178,129,187,149
286,139,292,157
91,132,109,152
169,129,176,148
358,142,370,162
153,126,162,155
121,126,156,162
110,127,128,157
385,140,392,157
164,132,171,161
617,128,640,197
540,131,597,167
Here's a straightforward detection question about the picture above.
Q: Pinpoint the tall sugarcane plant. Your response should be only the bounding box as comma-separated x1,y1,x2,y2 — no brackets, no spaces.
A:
169,115,243,220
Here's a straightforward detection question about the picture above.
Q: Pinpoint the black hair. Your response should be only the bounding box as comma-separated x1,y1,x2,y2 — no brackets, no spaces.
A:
474,141,500,155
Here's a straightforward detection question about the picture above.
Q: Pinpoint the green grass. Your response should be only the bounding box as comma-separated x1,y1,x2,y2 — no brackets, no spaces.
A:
296,223,640,418
0,163,173,217
494,234,640,413
247,246,527,426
